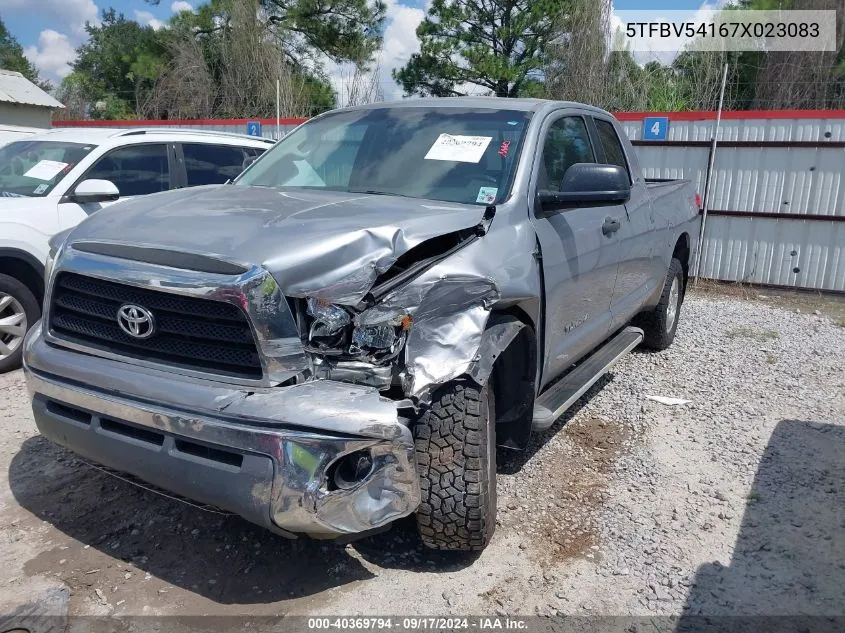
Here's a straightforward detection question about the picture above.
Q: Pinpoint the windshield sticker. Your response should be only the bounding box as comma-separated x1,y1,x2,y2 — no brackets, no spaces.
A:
498,140,511,158
476,187,498,204
33,183,49,194
424,134,492,163
23,160,69,182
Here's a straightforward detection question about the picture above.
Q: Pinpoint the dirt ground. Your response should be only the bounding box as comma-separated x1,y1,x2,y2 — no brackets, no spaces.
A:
1,288,843,629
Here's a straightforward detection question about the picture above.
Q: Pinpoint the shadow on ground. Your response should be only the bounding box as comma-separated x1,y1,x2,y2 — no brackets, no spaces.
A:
677,419,845,632
497,373,614,475
8,436,476,607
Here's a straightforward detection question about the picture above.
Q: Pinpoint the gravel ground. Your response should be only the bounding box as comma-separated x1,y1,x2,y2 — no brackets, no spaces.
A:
1,291,843,624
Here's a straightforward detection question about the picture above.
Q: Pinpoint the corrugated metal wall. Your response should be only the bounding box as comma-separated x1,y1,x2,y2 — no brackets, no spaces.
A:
620,111,845,292
55,111,845,292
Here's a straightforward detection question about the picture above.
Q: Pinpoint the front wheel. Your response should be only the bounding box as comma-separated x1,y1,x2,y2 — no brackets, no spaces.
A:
636,257,685,351
0,273,40,373
413,380,496,551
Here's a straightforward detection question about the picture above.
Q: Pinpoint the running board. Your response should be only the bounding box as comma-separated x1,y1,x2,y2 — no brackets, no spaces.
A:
531,326,644,431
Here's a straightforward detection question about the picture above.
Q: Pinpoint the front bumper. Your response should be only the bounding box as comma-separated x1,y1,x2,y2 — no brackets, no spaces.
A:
23,321,421,538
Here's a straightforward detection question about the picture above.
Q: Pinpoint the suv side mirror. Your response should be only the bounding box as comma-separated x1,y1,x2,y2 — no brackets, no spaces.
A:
72,179,120,203
537,163,631,213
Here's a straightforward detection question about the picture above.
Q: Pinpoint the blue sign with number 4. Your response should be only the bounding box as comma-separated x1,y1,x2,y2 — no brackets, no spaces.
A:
246,121,262,137
642,116,669,141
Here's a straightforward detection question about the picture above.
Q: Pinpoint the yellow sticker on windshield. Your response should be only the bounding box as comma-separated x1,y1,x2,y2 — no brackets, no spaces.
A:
425,134,492,163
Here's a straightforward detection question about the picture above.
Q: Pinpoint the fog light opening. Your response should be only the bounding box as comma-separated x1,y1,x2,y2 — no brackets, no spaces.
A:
329,450,374,491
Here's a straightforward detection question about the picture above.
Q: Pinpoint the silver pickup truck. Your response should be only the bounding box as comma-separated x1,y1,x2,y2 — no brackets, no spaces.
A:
23,98,700,551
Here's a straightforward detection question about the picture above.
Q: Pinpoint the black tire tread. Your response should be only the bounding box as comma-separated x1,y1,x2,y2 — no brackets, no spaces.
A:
0,272,41,372
413,381,495,551
637,258,684,351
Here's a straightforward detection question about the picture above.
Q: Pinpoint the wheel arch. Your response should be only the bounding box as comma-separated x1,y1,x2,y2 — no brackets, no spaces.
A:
672,232,691,288
467,308,538,451
0,248,45,303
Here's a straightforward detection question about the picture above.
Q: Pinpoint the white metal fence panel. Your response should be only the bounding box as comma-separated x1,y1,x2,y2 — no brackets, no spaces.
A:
700,216,845,290
708,147,845,216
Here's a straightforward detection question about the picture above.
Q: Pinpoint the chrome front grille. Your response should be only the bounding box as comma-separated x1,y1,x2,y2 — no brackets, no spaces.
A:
49,272,263,379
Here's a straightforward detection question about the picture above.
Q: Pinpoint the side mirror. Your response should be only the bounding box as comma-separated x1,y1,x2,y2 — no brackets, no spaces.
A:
537,163,631,213
72,179,120,203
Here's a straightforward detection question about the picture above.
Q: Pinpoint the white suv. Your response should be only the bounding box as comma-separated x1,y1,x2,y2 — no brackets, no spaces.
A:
0,127,274,371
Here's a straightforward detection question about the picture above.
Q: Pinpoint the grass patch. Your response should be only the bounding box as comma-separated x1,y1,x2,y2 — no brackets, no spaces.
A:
834,317,845,328
747,491,763,504
725,326,781,342
765,353,778,365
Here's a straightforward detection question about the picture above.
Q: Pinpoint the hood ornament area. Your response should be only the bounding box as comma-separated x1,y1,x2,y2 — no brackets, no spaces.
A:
117,304,156,339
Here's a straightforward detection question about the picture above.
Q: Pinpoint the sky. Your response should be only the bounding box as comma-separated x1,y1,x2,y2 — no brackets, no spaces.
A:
0,0,708,101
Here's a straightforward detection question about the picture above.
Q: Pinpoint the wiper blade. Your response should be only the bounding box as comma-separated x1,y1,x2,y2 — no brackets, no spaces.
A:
347,189,414,199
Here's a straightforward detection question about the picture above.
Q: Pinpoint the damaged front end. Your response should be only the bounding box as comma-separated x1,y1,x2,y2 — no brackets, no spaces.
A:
25,205,520,540
291,207,501,403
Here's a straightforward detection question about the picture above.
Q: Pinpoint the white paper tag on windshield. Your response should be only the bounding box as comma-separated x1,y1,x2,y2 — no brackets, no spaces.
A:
23,160,68,181
424,134,492,163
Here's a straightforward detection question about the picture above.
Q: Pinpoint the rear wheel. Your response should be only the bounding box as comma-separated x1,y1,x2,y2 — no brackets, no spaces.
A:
413,380,496,551
0,273,40,373
637,258,685,351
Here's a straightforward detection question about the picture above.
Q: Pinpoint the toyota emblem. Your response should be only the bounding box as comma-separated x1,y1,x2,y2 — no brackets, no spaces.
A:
117,304,156,339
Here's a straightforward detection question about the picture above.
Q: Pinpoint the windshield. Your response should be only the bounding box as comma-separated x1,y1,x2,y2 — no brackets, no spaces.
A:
236,107,531,205
0,140,96,198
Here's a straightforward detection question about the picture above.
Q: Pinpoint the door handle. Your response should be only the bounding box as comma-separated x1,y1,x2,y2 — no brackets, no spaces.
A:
602,217,621,236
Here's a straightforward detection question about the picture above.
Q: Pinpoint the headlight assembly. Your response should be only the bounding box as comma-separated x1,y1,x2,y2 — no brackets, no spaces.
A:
306,297,352,352
303,297,412,363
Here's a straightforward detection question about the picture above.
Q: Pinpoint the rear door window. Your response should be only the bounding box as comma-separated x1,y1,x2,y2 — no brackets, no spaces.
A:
183,143,254,186
85,144,170,196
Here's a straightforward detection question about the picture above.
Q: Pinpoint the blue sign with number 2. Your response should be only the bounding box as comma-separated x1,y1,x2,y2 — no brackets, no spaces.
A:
643,116,669,141
247,121,262,137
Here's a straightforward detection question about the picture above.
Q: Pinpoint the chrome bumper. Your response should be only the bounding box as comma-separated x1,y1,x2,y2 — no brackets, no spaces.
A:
23,321,420,538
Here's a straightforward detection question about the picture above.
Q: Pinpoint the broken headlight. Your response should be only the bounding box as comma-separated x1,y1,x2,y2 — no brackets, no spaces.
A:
306,297,352,353
350,313,413,359
304,297,411,363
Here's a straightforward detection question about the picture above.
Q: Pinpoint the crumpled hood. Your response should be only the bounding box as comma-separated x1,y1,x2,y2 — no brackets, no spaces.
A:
66,185,488,304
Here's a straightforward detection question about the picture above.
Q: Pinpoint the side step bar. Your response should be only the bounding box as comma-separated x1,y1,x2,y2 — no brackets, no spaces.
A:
531,326,644,431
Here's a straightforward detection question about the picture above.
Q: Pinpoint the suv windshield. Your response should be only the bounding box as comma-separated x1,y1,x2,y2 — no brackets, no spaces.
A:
236,107,531,205
0,140,96,198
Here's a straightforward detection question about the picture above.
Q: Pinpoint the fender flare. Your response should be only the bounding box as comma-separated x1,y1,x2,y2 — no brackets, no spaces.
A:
0,247,45,280
466,314,528,387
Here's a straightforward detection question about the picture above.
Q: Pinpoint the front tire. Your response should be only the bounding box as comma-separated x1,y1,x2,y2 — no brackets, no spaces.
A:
413,380,496,551
637,257,685,351
0,273,40,373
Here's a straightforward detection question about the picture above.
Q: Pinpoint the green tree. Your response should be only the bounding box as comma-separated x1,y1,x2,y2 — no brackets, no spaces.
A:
0,17,49,90
68,9,169,119
394,0,569,97
146,0,386,66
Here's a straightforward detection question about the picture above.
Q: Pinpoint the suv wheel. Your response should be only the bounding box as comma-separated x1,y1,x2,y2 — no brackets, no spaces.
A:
413,380,496,551
0,273,40,372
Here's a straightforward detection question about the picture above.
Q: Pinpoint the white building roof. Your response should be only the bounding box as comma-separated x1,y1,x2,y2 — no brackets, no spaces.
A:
0,68,64,109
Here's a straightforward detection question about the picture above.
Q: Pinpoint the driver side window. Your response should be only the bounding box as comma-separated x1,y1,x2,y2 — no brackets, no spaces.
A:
539,117,595,192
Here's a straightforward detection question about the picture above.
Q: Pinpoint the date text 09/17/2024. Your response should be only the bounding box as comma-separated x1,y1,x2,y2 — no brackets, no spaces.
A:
307,617,528,630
